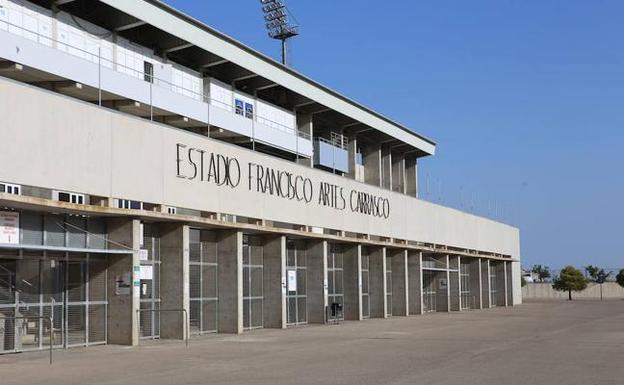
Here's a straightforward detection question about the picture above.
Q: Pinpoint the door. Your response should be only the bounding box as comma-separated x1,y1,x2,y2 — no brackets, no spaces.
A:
361,251,370,319
286,240,307,326
422,270,436,313
243,235,263,330
327,243,344,321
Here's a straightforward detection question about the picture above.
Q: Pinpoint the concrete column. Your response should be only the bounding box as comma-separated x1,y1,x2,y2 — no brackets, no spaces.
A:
391,152,405,193
469,257,482,309
507,261,515,306
482,259,492,308
307,240,327,324
159,223,190,340
346,135,358,180
405,155,418,198
363,143,382,187
381,145,392,190
369,247,387,318
296,113,313,167
391,249,409,316
217,230,243,334
106,218,140,346
408,251,422,315
263,236,287,328
504,261,509,307
449,256,460,311
343,244,362,320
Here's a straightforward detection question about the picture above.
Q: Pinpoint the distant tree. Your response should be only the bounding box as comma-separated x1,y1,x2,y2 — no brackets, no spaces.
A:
552,266,588,300
585,266,611,300
532,265,551,283
616,269,624,288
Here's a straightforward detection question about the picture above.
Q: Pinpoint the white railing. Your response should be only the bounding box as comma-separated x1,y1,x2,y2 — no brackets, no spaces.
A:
0,19,310,143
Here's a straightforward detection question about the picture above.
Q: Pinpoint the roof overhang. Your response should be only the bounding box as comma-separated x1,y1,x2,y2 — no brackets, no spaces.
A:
95,0,436,156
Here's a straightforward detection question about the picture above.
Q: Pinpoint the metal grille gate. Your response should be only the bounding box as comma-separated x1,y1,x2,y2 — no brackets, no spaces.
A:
189,229,218,334
422,270,436,313
139,224,161,339
243,235,263,330
286,240,306,326
489,265,497,307
460,263,471,310
361,250,370,319
327,243,344,321
0,251,107,353
385,256,392,317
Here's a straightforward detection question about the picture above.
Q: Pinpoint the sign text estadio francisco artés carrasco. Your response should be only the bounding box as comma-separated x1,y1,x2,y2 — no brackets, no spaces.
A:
175,143,390,219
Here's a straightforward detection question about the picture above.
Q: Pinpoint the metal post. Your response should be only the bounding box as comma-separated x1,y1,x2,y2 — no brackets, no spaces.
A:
98,47,102,106
281,39,287,66
150,80,153,121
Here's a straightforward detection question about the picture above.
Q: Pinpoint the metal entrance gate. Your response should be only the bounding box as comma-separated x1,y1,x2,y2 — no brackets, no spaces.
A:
460,262,471,310
286,240,306,326
0,252,107,353
243,235,263,330
385,256,392,317
489,264,497,307
189,229,218,335
361,250,370,319
422,270,436,313
327,243,344,321
139,224,161,339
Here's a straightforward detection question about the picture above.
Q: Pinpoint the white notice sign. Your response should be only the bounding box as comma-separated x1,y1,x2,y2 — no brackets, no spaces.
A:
140,265,153,280
0,211,19,244
287,270,297,292
139,249,149,261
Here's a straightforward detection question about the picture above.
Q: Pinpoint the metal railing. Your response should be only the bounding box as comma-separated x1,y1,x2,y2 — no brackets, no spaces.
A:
313,135,348,150
136,308,189,347
0,19,306,142
0,316,53,364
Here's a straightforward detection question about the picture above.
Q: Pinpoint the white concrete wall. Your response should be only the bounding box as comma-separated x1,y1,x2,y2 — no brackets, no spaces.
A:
0,77,521,259
523,282,624,300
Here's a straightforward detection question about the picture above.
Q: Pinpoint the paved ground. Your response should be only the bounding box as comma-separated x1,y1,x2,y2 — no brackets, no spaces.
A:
1,301,624,385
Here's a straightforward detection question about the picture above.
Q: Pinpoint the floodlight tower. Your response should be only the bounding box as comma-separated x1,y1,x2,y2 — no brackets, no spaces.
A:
259,0,299,66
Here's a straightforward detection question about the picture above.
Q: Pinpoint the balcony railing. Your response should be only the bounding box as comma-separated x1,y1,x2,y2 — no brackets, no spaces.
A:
0,19,311,146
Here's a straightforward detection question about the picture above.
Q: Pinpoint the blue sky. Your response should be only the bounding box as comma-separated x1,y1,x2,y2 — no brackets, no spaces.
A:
163,0,624,270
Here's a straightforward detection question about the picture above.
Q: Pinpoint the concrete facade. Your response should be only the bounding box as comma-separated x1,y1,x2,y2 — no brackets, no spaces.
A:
0,0,520,356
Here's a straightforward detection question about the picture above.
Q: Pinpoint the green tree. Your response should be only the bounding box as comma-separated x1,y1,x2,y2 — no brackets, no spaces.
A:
552,266,588,300
616,269,624,288
532,265,551,283
585,266,611,300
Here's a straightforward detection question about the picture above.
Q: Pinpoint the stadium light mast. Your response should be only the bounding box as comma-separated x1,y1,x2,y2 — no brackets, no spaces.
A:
259,0,299,66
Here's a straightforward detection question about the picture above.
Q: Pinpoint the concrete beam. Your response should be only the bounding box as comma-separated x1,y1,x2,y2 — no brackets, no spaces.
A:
307,240,327,324
217,230,243,333
369,247,387,318
263,235,287,328
391,249,409,316
343,244,362,320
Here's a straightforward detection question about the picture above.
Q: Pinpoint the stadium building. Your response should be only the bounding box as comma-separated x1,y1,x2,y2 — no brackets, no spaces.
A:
0,0,521,353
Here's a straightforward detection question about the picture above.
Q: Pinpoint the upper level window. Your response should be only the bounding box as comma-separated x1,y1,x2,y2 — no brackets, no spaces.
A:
0,183,20,195
166,206,177,215
58,191,85,204
144,61,154,83
118,199,143,210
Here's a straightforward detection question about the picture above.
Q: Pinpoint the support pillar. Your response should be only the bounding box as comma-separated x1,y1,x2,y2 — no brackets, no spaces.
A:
391,151,405,193
481,259,491,308
343,244,362,320
296,113,313,167
369,247,387,318
346,135,358,180
381,144,392,190
449,256,460,311
408,251,422,315
263,235,287,328
405,155,418,198
307,240,327,324
363,143,382,187
106,218,140,346
159,223,190,340
391,249,409,316
217,230,243,334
